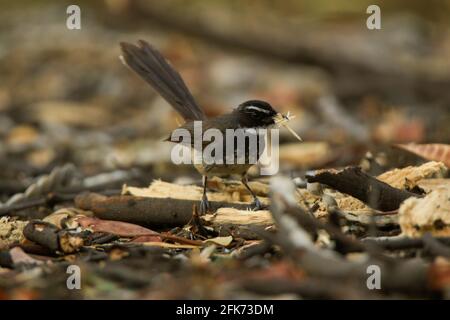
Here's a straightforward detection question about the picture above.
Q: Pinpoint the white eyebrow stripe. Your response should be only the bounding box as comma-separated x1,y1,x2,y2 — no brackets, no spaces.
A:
245,106,271,114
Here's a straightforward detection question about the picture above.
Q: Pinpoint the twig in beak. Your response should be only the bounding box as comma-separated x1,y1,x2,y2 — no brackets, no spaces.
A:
273,112,303,141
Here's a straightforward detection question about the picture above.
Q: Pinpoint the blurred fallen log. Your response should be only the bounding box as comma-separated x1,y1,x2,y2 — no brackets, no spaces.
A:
1,163,80,207
75,192,252,228
0,180,28,196
0,193,74,218
306,167,420,211
0,190,120,218
0,164,141,217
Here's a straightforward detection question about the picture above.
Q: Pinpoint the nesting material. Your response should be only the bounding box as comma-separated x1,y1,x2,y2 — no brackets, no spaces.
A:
273,111,303,141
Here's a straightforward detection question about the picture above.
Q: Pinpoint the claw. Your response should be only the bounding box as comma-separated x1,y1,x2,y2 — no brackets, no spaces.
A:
249,197,263,211
199,196,210,215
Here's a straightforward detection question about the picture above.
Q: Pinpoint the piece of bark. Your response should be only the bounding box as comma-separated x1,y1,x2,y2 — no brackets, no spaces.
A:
203,208,274,240
306,166,420,211
23,221,60,253
75,192,251,228
23,220,84,254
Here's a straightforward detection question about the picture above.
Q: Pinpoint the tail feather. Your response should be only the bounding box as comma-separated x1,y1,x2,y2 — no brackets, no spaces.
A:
120,40,206,121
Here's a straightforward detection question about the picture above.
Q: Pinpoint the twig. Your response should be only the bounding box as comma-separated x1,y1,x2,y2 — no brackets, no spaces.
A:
363,235,450,252
75,192,253,228
306,166,420,211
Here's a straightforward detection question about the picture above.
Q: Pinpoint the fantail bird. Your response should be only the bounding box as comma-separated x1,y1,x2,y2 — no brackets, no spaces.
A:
119,40,301,213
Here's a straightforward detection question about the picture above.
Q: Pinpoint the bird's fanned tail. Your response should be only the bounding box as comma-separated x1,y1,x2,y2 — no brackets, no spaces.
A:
120,40,206,121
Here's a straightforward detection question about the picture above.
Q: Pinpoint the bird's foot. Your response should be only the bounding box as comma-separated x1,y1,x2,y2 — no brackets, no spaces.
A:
249,197,263,211
199,197,211,215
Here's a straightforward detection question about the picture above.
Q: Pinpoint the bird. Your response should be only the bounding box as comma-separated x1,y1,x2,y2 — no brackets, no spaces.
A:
119,40,301,213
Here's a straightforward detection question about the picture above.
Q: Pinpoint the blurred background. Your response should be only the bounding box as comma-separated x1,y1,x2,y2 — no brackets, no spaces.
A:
1,0,449,190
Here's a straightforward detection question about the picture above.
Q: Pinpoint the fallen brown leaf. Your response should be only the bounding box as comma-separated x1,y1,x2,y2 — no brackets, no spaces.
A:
76,216,159,238
395,144,450,168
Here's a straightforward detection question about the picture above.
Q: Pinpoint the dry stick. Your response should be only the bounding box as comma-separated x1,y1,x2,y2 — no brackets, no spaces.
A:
330,207,399,228
422,234,450,258
268,176,430,294
306,166,420,211
157,233,203,246
0,197,47,217
75,192,252,228
363,235,450,252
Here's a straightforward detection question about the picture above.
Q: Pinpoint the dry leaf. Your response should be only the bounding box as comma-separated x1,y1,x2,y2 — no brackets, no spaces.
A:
204,236,233,247
395,143,450,168
43,207,91,229
76,216,160,238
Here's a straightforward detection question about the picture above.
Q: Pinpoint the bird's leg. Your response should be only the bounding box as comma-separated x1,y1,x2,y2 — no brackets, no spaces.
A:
200,175,210,215
241,175,262,210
